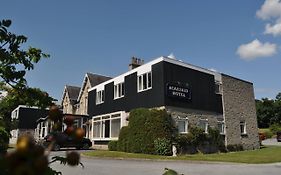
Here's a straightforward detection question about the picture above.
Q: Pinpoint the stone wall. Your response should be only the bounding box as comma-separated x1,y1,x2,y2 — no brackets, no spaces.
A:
165,106,223,132
78,79,91,115
221,74,259,150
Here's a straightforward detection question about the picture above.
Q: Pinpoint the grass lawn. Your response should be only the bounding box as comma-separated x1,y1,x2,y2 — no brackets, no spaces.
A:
83,146,281,164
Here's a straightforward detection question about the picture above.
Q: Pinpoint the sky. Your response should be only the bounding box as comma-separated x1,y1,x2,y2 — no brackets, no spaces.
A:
1,0,281,102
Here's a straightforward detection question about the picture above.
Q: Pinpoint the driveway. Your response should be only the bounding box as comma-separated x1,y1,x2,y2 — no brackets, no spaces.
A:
262,138,281,146
50,150,281,175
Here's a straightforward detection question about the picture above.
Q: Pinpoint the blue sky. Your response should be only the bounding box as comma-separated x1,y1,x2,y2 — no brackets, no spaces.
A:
1,0,281,101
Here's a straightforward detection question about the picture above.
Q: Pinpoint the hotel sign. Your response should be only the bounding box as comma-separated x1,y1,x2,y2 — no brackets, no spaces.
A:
166,83,191,101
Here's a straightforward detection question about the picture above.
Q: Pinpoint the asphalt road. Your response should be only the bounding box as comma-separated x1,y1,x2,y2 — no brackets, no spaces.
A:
50,150,281,175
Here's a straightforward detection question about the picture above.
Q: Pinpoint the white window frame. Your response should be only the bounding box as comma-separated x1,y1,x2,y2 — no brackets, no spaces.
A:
114,82,125,99
217,121,225,134
92,113,122,140
137,72,152,92
240,121,247,135
96,90,104,104
199,119,208,133
215,81,222,94
177,117,188,134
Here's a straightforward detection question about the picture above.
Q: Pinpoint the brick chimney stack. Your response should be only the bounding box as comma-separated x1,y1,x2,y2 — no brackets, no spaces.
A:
129,57,144,70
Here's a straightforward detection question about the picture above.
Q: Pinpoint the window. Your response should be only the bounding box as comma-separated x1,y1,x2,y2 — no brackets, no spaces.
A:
199,119,208,133
240,121,246,135
215,81,222,94
114,82,125,99
93,113,121,139
177,118,188,133
138,72,152,92
96,90,104,104
217,121,225,134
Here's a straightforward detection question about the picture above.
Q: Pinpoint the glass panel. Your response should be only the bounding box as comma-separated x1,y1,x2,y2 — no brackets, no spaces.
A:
102,115,110,119
114,85,118,98
93,122,101,138
118,84,122,97
111,114,121,118
121,83,125,96
111,118,121,137
148,72,152,88
101,90,104,102
104,120,110,138
138,76,142,91
143,74,147,89
178,120,186,133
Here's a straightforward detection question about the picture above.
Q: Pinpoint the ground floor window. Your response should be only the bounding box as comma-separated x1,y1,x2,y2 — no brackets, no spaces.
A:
92,113,121,139
217,121,225,134
177,117,188,133
198,119,208,133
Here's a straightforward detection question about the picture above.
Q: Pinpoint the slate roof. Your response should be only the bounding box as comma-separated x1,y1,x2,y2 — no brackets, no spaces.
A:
65,85,81,101
86,73,112,87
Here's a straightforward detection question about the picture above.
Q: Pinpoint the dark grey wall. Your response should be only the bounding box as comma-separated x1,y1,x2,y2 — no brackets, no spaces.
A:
163,62,223,113
88,61,223,116
18,108,49,129
88,62,165,116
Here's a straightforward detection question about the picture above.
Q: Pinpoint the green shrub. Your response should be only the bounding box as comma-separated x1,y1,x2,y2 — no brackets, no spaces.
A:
117,108,176,154
264,130,274,139
0,127,9,155
175,127,225,154
269,123,281,135
117,126,130,152
108,141,118,151
176,133,197,154
154,138,172,156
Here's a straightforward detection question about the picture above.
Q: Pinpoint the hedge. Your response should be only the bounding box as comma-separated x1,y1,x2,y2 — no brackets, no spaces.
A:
117,108,176,155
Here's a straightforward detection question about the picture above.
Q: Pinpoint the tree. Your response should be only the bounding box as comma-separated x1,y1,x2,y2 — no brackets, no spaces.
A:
0,85,55,131
256,93,281,128
0,19,49,89
0,19,54,131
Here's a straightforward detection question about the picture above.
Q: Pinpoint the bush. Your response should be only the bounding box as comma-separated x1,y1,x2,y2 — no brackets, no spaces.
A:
269,123,281,135
176,133,197,154
0,127,9,155
117,108,176,154
154,138,172,156
175,127,225,154
117,126,130,152
108,141,118,151
264,130,274,139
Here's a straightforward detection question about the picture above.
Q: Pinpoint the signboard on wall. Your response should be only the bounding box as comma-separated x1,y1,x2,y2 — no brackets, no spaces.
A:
166,83,191,101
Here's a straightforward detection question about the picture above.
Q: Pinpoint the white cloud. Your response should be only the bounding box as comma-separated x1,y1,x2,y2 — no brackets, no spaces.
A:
256,0,281,20
265,21,281,36
236,39,277,60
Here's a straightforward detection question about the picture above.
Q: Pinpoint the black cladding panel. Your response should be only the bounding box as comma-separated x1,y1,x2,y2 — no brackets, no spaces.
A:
18,107,49,129
87,61,223,116
163,62,222,113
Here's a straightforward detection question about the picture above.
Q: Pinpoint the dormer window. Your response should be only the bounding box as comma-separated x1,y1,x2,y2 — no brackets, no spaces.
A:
138,72,152,92
215,81,222,94
114,82,125,99
96,90,104,104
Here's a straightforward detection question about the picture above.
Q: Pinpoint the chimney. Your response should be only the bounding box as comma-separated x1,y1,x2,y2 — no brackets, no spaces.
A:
129,57,144,70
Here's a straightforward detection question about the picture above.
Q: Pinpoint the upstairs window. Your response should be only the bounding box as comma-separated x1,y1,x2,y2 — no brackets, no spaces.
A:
96,90,104,104
114,82,125,99
215,81,222,94
138,72,152,92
